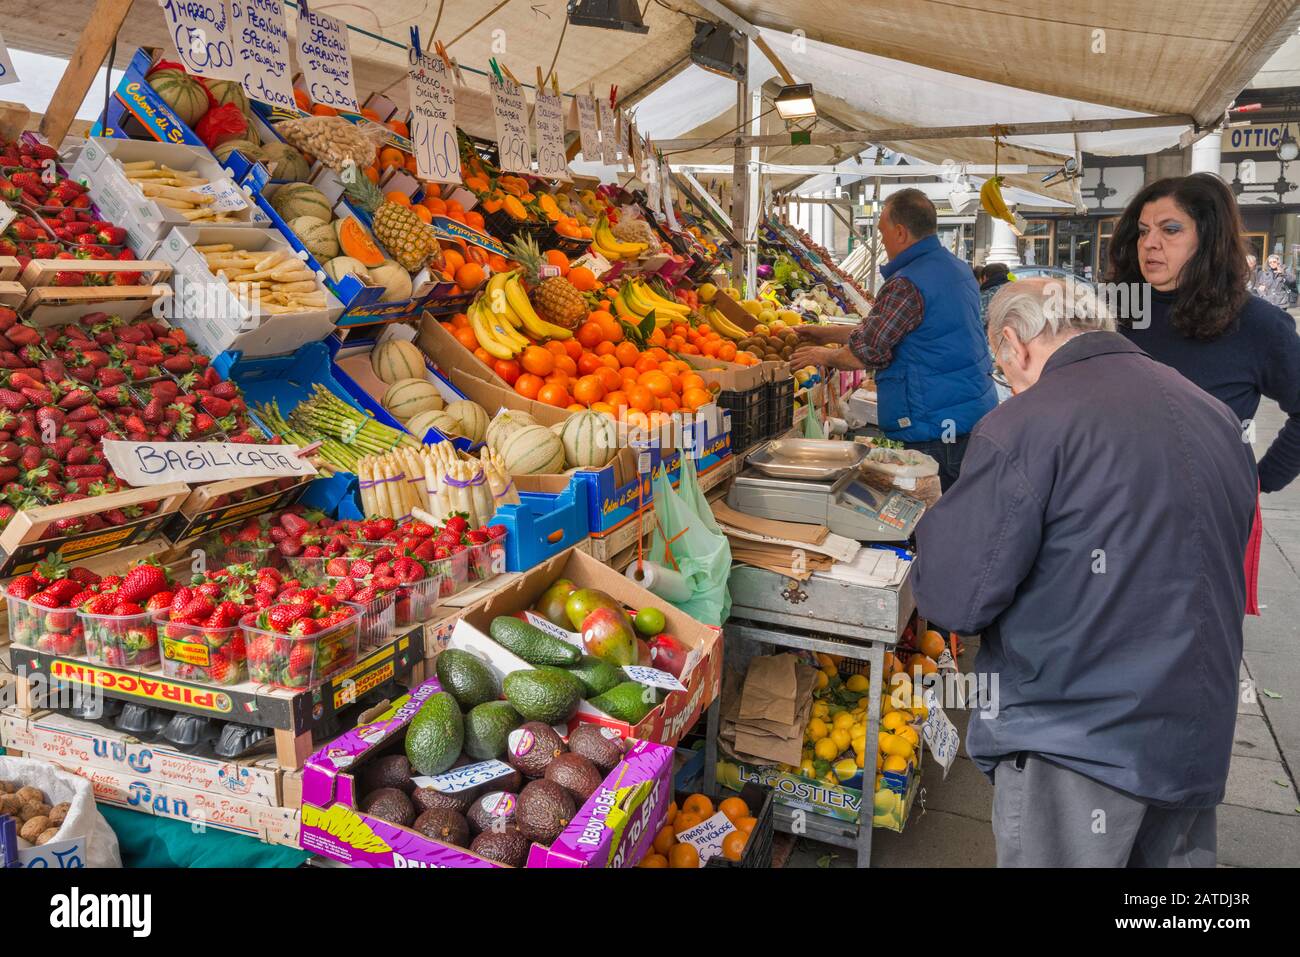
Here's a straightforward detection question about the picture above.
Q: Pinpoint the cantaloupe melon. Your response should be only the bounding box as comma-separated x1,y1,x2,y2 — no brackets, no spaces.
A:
498,424,565,475
261,142,311,182
325,256,369,284
269,182,332,223
406,408,462,439
368,259,413,302
336,218,385,268
371,339,426,384
289,215,339,261
444,400,488,444
383,378,444,422
560,411,617,469
486,409,538,450
150,70,208,127
214,138,265,165
205,79,251,118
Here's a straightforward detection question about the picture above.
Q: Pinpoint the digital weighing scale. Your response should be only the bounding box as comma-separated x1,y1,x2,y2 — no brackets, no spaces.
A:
727,468,925,542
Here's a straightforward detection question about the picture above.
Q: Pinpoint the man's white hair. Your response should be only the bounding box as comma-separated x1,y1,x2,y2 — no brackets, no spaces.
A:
987,276,1115,344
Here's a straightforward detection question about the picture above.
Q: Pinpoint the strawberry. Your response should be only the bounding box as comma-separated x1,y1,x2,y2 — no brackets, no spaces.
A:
351,585,378,604
5,575,40,599
112,600,143,615
145,591,175,613
331,578,358,601
118,561,168,602
83,593,118,615
176,593,215,623
205,601,244,630
325,557,350,577
288,641,314,675
280,512,310,537
267,603,309,633
348,559,373,578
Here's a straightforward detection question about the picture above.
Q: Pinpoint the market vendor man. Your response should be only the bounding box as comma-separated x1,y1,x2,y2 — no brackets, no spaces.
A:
790,188,997,490
911,277,1257,867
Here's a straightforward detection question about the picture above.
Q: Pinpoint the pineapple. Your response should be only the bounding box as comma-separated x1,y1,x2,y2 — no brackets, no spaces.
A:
343,175,436,273
505,233,587,329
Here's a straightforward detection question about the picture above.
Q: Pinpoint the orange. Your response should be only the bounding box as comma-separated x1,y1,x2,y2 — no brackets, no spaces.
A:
672,812,703,836
590,401,615,416
619,366,640,384
514,373,544,400
487,254,509,272
573,375,606,405
520,345,555,377
359,107,381,120
538,383,571,408
596,366,624,392
363,165,379,183
597,314,623,342
386,119,409,137
638,853,668,868
455,263,486,290
545,341,568,357
658,396,680,414
718,342,738,362
681,373,705,393
465,211,485,231
576,352,604,376
472,347,492,364
626,410,651,430
293,88,312,111
562,340,584,362
735,816,757,836
566,402,585,412
626,385,655,413
412,205,432,224
666,800,679,826
919,629,948,659
648,328,667,347
544,249,570,276
615,342,641,368
453,326,479,351
424,196,448,216
385,191,411,207
492,358,521,386
604,390,628,411
594,340,617,357
441,248,465,276
721,830,748,862
450,312,470,329
568,266,598,291
554,355,578,377
682,387,713,411
379,147,403,169
599,354,620,372
639,370,672,399
576,321,606,349
311,103,338,117
668,842,700,868
719,796,750,823
424,183,441,199
445,200,465,218
634,355,661,375
652,824,676,857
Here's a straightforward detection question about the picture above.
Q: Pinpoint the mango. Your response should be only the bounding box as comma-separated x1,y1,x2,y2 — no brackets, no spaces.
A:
581,605,638,666
535,578,578,629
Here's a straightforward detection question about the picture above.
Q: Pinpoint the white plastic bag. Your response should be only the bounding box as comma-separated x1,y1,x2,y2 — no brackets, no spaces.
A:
858,446,942,506
1,756,121,868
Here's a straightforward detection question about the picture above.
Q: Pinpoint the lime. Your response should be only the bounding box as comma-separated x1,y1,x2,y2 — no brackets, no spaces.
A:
634,607,666,636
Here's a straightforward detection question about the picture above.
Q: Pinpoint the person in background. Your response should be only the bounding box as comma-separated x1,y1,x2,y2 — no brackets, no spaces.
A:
912,277,1257,866
789,189,997,490
1256,252,1297,308
972,263,985,286
1245,253,1258,293
978,262,1012,327
1109,173,1300,613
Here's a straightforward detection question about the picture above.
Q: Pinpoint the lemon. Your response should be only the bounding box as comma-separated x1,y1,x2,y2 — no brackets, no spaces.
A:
896,726,920,749
806,718,829,741
832,712,855,731
854,750,865,769
800,759,818,778
815,652,836,670
880,695,896,716
882,712,910,732
812,701,830,719
852,735,866,755
883,755,909,773
846,674,869,692
814,738,839,762
815,671,829,691
875,752,884,770
833,758,858,781
879,732,913,759
831,728,851,752
911,699,929,720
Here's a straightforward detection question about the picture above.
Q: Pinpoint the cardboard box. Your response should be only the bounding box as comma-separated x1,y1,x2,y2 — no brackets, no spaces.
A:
71,138,272,255
0,710,282,806
298,677,672,867
449,548,721,746
152,226,342,358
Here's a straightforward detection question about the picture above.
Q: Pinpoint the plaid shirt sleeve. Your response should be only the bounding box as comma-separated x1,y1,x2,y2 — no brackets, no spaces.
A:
847,276,924,370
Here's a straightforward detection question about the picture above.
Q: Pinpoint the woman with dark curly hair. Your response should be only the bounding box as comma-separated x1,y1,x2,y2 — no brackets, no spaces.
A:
1109,172,1300,612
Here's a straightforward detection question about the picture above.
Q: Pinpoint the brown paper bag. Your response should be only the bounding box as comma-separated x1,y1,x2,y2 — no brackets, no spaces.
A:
738,654,798,725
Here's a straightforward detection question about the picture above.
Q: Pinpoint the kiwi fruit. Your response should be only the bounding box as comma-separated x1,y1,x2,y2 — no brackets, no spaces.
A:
362,787,415,827
360,754,414,793
566,723,626,774
470,827,530,867
411,786,472,815
544,753,603,804
466,790,518,834
412,807,470,847
506,721,567,779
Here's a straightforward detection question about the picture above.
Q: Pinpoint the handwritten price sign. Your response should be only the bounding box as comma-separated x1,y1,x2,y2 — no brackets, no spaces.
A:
533,90,570,181
101,439,317,485
0,28,18,87
230,0,295,110
922,684,960,776
407,52,461,184
576,95,600,163
159,0,235,80
491,74,530,175
597,98,619,166
296,7,358,112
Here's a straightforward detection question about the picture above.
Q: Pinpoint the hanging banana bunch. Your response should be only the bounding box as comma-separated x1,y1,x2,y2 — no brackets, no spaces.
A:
980,130,1028,237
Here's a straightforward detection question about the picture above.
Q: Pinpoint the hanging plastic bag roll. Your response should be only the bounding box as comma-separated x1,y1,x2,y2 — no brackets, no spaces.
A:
625,559,693,602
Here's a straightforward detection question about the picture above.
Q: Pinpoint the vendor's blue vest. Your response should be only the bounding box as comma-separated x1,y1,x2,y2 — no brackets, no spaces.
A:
876,235,997,441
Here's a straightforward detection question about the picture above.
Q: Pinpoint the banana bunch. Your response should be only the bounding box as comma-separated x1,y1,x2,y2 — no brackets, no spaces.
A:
979,176,1027,236
612,277,691,329
592,213,648,261
468,271,574,359
704,306,748,341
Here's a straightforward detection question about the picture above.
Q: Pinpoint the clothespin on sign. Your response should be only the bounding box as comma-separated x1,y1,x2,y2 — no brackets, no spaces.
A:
609,85,618,109
488,58,504,85
409,26,422,61
536,66,545,95
299,0,309,19
500,62,521,89
435,41,463,84
551,72,560,97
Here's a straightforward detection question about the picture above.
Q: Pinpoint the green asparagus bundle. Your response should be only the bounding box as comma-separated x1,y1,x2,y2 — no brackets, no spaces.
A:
254,386,416,474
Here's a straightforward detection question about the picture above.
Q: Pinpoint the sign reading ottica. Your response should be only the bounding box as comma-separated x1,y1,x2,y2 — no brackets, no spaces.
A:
1224,123,1300,152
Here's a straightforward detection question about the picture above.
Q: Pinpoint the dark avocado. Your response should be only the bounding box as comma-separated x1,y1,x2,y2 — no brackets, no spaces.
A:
514,779,575,845
360,754,414,794
566,723,626,774
362,787,415,827
412,807,470,847
506,721,567,778
466,790,518,834
470,827,530,867
411,786,472,815
543,752,603,804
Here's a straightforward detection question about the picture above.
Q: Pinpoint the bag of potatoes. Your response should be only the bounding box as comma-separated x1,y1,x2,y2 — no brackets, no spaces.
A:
0,756,120,867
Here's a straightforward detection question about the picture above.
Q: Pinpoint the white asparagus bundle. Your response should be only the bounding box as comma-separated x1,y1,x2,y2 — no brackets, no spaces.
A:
122,160,238,222
480,447,521,509
199,246,324,314
469,460,495,525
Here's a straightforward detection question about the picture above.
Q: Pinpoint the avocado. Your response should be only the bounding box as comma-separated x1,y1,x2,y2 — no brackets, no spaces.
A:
515,779,575,845
544,752,603,804
489,616,581,666
563,655,624,698
506,721,567,778
360,753,414,794
435,649,500,710
412,807,470,847
503,669,583,724
566,722,626,774
470,827,530,867
467,790,518,834
463,700,523,760
362,787,415,827
411,785,472,815
588,681,658,724
534,578,577,629
404,691,465,776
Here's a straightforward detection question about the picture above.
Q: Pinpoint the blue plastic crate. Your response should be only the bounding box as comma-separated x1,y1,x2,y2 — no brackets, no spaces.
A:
491,480,590,572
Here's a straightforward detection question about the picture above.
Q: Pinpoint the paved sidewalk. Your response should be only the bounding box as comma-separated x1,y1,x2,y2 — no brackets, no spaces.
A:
787,391,1300,868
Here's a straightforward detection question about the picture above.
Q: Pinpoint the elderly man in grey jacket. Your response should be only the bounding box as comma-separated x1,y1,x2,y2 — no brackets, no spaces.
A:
911,277,1258,867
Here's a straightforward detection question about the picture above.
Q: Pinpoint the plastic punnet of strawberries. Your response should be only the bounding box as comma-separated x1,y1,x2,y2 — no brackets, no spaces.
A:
351,515,508,593
154,563,278,686
3,556,101,655
241,587,360,690
76,559,174,667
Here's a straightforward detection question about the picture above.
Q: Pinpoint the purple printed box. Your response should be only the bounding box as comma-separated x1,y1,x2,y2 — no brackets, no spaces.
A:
298,677,672,868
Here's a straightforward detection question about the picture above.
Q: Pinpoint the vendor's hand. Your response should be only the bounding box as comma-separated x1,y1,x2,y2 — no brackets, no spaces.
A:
793,324,838,344
789,345,835,368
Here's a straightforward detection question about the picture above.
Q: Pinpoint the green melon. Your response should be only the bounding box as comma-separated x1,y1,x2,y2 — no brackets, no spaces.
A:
384,378,445,422
406,408,462,439
150,69,208,127
261,141,312,182
289,216,339,261
371,339,426,384
205,79,250,117
486,409,538,450
213,138,265,165
324,256,369,284
560,410,617,469
269,182,332,223
368,259,413,302
444,400,488,445
498,424,565,475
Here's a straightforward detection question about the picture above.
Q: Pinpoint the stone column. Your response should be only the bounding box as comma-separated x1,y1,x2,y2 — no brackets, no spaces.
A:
984,213,1022,266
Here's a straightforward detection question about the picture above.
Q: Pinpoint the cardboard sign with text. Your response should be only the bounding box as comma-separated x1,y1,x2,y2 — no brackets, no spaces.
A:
101,439,317,485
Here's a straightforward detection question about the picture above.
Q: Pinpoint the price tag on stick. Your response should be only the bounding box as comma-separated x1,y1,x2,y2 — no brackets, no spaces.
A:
534,90,571,181
230,0,296,110
159,0,236,80
407,51,461,184
296,6,359,112
491,74,531,174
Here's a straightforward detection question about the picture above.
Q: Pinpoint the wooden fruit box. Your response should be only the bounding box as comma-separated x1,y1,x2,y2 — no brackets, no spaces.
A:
166,475,312,544
17,259,174,327
0,255,22,307
0,481,190,576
